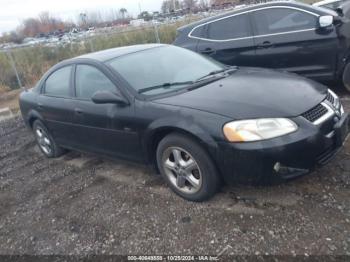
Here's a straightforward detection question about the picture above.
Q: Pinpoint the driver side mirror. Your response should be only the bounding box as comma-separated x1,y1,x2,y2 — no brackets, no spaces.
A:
318,15,334,28
91,90,129,105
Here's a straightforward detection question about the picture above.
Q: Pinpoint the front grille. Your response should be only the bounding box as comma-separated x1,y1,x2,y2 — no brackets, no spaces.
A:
302,103,328,123
326,91,335,105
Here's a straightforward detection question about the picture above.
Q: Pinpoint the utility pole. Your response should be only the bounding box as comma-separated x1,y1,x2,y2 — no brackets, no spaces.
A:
138,2,142,14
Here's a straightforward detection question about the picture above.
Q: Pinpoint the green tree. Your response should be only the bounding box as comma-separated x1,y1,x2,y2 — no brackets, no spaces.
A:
119,8,128,19
138,11,153,21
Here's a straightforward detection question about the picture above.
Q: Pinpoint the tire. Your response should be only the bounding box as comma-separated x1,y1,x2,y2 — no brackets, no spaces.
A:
156,133,220,202
343,63,350,92
32,120,65,158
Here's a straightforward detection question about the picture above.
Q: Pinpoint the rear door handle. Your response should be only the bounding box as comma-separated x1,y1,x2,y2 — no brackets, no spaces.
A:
200,48,215,55
74,108,83,115
257,41,273,49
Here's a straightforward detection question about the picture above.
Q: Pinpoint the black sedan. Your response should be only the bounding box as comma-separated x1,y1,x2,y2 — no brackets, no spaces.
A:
19,44,349,201
173,1,350,91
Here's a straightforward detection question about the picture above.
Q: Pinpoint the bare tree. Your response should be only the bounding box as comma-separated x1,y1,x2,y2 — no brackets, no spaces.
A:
210,0,238,7
38,12,51,25
21,18,40,36
161,0,181,13
182,0,198,10
198,0,209,9
20,12,67,37
161,0,171,13
0,31,24,44
79,13,87,27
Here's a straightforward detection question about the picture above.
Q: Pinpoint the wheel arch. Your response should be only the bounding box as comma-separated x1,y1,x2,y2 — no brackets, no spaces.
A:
343,62,350,91
27,110,44,129
144,121,221,176
338,49,350,80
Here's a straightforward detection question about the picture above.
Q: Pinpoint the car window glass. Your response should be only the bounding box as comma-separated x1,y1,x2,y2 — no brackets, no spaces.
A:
45,66,72,97
322,1,341,9
75,65,116,99
207,14,251,40
253,8,317,35
191,25,206,38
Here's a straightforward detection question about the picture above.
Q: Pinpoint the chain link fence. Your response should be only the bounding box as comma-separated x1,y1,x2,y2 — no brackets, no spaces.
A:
0,20,187,93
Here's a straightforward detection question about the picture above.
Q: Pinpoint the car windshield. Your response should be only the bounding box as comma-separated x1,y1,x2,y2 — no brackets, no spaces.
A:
107,45,226,96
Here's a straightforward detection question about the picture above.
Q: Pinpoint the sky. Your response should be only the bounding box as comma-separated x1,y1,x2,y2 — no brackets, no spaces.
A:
0,0,163,34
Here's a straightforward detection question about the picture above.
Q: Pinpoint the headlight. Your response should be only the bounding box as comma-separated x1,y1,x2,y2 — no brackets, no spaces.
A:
223,118,298,142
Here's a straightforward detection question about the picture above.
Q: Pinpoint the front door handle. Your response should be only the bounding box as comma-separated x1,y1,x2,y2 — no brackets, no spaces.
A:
257,41,273,49
37,103,44,110
200,48,216,55
74,108,83,115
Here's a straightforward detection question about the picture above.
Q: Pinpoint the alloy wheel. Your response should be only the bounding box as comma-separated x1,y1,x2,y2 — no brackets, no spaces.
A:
35,127,52,155
162,147,202,194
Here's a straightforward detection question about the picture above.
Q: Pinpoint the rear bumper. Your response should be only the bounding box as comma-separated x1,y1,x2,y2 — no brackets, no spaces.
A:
216,114,349,184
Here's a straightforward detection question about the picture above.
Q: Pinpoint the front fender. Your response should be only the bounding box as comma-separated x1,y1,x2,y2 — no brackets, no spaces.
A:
145,116,219,148
136,100,231,169
140,102,231,168
142,116,221,169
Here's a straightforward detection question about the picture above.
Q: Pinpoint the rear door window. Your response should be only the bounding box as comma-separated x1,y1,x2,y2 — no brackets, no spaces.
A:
252,8,318,35
44,66,72,97
206,14,252,40
190,25,207,38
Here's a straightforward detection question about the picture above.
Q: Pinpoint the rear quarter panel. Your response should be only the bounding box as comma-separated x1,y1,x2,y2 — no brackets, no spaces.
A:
19,89,39,128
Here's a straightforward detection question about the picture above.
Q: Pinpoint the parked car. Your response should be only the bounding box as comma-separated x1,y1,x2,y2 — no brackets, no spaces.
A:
173,1,350,91
19,44,349,201
313,0,348,10
340,0,350,17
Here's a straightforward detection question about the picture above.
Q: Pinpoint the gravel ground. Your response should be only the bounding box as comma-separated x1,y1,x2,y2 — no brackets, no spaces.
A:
0,90,350,257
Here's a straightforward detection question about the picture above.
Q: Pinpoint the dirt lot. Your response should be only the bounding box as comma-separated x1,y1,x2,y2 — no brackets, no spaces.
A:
0,89,21,113
0,89,350,257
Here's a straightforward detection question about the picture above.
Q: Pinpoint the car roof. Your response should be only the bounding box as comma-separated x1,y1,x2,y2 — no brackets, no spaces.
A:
178,1,329,31
75,44,166,62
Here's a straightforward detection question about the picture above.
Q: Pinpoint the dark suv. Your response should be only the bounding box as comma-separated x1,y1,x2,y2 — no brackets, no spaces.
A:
174,2,350,91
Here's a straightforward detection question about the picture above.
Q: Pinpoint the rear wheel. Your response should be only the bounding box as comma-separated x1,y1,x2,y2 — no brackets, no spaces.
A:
156,133,220,202
343,63,350,92
32,120,65,158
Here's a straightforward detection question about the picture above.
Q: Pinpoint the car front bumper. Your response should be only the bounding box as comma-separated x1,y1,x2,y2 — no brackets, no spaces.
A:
216,113,350,184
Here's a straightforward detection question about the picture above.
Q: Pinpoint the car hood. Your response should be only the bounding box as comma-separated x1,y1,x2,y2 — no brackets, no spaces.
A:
153,67,327,119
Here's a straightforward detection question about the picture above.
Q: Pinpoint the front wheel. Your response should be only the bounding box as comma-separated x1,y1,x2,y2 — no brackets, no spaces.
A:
343,63,350,92
156,133,220,202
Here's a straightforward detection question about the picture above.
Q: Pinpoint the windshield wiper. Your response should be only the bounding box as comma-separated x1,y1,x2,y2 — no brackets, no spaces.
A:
138,66,239,94
196,66,238,82
138,81,194,94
